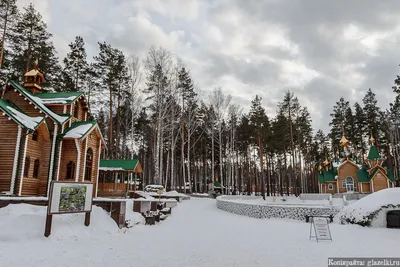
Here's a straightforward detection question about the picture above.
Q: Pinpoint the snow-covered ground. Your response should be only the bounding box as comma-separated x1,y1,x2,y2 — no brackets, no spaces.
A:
1,198,400,267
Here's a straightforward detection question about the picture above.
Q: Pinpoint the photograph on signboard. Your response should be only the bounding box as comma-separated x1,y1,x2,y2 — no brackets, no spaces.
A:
49,182,94,214
59,185,87,212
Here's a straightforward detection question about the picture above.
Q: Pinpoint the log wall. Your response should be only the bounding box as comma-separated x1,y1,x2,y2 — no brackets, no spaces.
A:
20,123,51,196
0,115,19,193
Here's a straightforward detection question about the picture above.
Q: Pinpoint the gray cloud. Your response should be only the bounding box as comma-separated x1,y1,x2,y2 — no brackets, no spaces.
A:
21,0,400,135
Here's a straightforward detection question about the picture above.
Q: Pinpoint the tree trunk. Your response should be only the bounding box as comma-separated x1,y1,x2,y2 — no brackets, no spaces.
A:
219,123,224,194
154,117,161,184
0,4,9,70
258,132,265,200
108,85,113,158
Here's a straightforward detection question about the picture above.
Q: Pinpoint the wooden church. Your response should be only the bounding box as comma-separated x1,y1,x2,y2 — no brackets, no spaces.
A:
0,61,105,197
318,132,396,194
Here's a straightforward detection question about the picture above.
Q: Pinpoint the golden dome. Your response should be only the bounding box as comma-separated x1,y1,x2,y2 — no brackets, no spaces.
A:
369,136,375,144
323,159,330,166
339,135,349,147
318,165,323,171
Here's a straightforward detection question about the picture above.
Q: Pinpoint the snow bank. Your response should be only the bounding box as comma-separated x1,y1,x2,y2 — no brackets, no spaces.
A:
125,200,145,228
0,204,119,241
335,188,400,227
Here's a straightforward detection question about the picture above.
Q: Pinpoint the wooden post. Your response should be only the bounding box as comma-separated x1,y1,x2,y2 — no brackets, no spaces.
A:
44,214,53,237
84,212,91,226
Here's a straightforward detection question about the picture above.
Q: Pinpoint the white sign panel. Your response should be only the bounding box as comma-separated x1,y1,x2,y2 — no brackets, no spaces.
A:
313,217,332,241
49,182,93,214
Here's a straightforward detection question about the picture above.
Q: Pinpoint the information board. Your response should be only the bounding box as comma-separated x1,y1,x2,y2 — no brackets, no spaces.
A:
309,216,332,242
48,182,93,214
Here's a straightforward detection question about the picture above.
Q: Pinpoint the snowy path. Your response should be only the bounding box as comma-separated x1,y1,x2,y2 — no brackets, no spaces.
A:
2,198,400,267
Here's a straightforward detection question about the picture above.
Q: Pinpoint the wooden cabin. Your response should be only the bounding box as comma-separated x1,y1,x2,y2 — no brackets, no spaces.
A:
0,63,105,197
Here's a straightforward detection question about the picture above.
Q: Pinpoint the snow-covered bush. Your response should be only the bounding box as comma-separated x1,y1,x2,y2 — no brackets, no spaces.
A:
335,188,400,227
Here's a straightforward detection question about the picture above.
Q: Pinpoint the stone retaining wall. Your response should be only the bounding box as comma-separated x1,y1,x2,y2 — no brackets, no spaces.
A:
216,196,341,221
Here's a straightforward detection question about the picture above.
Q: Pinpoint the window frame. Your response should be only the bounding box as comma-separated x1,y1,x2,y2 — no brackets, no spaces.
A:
74,104,79,119
24,157,31,177
32,131,38,141
328,183,334,190
33,159,40,178
85,148,93,181
66,161,75,180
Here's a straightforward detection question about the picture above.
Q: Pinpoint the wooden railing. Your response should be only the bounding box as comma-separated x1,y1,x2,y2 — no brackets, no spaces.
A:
98,183,127,192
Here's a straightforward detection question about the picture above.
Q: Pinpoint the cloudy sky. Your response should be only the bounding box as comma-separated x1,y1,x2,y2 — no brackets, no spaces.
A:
17,0,400,133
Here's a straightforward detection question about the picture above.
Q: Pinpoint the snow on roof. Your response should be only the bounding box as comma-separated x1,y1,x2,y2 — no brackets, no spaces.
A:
8,80,70,125
6,106,43,130
335,188,400,223
39,96,78,104
24,69,42,76
30,94,70,124
98,167,125,171
63,123,94,138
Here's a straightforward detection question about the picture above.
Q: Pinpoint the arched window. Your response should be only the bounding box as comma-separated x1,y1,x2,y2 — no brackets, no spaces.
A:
346,176,354,192
33,159,39,178
66,161,75,179
24,157,30,177
85,148,93,180
328,183,334,190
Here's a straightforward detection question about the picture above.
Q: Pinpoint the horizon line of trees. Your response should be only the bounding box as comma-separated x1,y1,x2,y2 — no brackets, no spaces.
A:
1,0,400,196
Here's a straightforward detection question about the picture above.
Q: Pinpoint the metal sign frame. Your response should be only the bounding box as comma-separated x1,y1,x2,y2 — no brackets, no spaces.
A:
309,216,332,242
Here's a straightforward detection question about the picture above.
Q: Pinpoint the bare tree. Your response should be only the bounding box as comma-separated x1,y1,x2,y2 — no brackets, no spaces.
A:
209,87,231,193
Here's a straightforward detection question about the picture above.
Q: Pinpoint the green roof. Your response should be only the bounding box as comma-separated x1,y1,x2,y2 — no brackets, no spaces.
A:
99,159,140,171
0,99,45,131
356,168,370,182
356,166,395,183
318,168,337,183
8,80,70,124
62,121,97,139
387,168,395,182
317,173,325,183
214,181,224,188
367,145,381,160
36,92,83,104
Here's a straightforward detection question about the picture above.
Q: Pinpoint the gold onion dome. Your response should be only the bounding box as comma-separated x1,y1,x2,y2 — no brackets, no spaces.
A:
369,136,375,145
339,135,349,147
318,165,323,171
323,159,330,166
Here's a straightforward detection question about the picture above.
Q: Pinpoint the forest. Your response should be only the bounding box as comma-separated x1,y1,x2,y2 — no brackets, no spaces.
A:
2,1,400,195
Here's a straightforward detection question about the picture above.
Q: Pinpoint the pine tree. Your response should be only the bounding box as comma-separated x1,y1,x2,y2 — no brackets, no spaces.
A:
362,89,382,147
61,36,88,92
344,106,355,144
329,97,350,158
353,102,366,155
249,95,269,199
93,41,128,157
8,3,60,87
0,0,18,70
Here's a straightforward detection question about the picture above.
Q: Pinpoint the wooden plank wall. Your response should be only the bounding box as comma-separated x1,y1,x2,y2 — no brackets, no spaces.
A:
3,90,42,118
20,123,51,196
59,139,78,181
0,115,19,192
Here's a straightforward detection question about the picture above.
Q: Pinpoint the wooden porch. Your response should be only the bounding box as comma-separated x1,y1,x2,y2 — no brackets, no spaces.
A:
97,159,142,197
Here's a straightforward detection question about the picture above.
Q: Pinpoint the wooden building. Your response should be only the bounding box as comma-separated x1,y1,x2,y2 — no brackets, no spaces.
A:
98,159,143,197
0,62,105,197
318,133,395,194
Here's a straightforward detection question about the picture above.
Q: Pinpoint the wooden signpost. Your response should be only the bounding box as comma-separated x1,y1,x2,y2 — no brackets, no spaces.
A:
45,181,94,237
309,216,332,242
